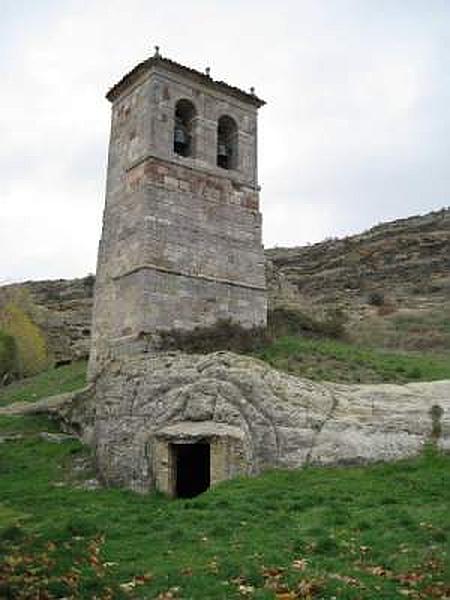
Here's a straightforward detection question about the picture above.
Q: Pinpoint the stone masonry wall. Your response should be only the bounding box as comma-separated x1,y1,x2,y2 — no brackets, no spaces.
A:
90,60,266,376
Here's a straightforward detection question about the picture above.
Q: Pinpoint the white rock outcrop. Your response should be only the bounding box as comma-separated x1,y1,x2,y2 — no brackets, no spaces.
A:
88,351,449,492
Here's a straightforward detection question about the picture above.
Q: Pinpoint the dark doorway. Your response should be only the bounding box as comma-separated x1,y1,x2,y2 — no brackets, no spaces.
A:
173,442,210,498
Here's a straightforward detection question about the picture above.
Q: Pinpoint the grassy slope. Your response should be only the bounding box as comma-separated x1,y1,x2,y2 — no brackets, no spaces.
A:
1,414,449,599
1,349,449,598
348,304,450,354
1,357,450,598
0,360,87,406
1,333,449,411
254,336,450,384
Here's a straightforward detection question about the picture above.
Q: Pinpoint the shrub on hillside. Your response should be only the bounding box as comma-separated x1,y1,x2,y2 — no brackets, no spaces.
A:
368,291,385,307
155,305,350,355
0,302,49,377
268,306,348,339
83,274,96,297
157,319,268,354
376,303,396,317
0,330,19,382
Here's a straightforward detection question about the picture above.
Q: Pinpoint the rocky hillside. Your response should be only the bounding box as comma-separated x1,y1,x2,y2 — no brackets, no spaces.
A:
267,208,449,306
1,208,449,364
0,276,94,366
267,207,450,351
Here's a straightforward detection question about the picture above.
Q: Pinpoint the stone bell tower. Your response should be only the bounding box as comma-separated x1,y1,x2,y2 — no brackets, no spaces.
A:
89,49,267,376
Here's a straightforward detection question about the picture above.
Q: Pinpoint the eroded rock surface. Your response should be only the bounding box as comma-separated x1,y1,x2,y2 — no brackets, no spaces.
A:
267,208,450,350
267,208,450,309
90,351,449,493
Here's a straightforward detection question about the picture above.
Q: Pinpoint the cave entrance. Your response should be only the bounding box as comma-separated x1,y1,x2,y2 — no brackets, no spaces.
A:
172,442,210,498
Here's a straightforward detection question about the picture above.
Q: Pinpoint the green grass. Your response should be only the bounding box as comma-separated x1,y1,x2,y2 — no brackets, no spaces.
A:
254,336,450,383
0,349,449,598
0,360,87,406
1,413,449,599
0,330,19,380
1,334,449,411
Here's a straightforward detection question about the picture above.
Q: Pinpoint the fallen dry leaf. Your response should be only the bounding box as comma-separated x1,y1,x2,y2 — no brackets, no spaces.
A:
329,573,360,587
367,565,391,577
292,558,308,571
156,586,181,599
238,583,255,595
119,580,136,592
394,571,425,586
262,566,285,577
134,572,153,584
296,577,323,598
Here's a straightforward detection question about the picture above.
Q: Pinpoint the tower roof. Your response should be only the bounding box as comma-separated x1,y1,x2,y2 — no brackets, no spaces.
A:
106,52,266,108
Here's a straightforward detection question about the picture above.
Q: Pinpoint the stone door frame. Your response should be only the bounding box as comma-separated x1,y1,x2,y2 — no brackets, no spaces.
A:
152,421,248,497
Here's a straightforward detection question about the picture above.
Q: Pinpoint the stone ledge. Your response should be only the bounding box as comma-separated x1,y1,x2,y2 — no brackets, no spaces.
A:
156,421,245,440
111,262,267,292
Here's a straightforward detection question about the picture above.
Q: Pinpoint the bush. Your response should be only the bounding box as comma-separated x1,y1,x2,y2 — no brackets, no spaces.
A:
0,303,49,377
83,274,96,298
0,330,19,382
377,303,396,317
268,306,348,339
322,307,349,338
368,291,385,307
267,307,317,337
156,319,268,354
155,306,349,355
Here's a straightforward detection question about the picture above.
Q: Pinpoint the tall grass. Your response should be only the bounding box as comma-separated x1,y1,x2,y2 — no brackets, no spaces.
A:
0,360,87,406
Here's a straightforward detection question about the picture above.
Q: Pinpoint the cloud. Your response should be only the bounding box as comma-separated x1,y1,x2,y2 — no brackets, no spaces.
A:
1,0,449,281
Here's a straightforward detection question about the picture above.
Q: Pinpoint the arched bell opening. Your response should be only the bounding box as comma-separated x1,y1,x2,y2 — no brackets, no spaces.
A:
173,99,197,158
217,115,238,170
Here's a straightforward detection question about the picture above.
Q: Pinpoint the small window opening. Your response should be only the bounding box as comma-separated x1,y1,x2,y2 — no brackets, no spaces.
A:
174,99,196,157
172,442,210,498
217,115,238,170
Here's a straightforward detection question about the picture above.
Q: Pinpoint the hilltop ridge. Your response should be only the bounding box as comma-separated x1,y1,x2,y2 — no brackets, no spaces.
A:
267,207,450,351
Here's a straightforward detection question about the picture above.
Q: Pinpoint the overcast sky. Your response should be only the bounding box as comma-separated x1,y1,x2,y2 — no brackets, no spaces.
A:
1,0,449,283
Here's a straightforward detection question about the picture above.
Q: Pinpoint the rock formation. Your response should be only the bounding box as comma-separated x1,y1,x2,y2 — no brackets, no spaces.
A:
1,347,447,494
86,351,449,494
267,207,450,309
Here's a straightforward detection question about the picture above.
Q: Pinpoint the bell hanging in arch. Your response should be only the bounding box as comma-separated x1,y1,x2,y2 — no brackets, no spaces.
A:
174,120,190,156
217,141,231,169
218,141,229,158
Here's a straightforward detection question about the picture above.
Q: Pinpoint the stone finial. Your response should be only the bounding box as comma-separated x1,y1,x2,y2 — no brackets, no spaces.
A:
205,67,211,77
154,45,161,58
250,86,255,95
